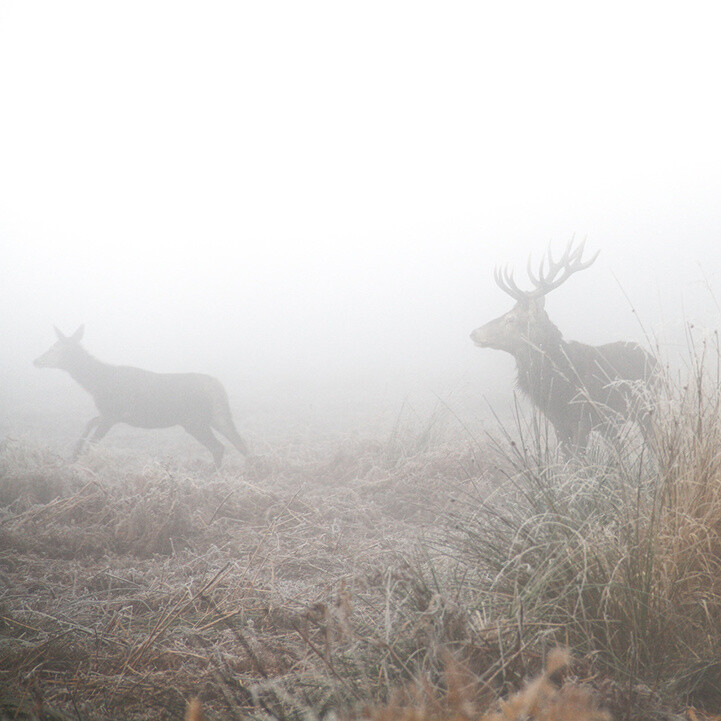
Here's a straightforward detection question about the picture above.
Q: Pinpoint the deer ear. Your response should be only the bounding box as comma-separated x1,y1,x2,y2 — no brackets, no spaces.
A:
54,326,66,341
71,325,85,342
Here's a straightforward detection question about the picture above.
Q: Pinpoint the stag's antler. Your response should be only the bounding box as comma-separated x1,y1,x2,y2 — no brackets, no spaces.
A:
495,239,599,300
494,264,528,301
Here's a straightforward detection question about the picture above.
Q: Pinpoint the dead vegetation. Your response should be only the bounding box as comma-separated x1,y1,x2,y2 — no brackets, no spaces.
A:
0,429,495,719
4,334,721,720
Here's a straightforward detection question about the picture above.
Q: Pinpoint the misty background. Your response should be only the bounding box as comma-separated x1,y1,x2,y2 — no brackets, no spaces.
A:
2,2,721,450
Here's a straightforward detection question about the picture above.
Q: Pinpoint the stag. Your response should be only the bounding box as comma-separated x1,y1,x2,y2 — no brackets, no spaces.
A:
470,241,656,452
34,326,249,467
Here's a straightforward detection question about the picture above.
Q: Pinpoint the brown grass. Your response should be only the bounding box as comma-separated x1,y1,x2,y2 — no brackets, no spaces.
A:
345,647,612,721
181,647,615,721
0,430,495,719
437,335,721,716
4,337,721,721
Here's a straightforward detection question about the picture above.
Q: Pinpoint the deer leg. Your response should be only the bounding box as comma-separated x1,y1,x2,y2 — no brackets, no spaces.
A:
613,387,658,452
184,423,225,468
576,423,592,454
634,406,656,450
553,422,577,459
73,416,101,460
74,417,115,459
89,418,114,443
555,426,591,459
212,417,249,456
565,408,594,456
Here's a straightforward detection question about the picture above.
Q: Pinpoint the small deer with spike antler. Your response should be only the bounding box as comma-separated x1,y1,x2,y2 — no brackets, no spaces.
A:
470,240,656,452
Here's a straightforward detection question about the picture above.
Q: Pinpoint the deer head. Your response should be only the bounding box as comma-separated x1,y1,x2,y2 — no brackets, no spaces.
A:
34,325,85,369
470,240,599,355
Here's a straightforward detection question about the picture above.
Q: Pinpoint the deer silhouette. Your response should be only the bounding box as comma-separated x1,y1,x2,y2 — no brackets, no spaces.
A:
470,241,656,452
34,326,248,467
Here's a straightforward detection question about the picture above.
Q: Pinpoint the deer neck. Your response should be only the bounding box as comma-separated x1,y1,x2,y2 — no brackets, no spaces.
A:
514,323,571,400
63,348,112,396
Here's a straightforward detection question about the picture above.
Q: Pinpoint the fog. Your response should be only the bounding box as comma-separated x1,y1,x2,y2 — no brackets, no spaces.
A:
2,2,721,446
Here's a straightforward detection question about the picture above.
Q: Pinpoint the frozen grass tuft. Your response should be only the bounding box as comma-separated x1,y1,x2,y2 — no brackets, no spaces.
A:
442,330,721,713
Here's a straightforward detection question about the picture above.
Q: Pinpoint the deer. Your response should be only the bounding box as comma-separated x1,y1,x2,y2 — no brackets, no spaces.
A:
470,240,657,453
34,326,249,467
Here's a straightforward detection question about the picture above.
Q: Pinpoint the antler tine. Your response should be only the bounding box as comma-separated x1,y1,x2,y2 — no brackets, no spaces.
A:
545,241,556,276
551,238,575,274
527,239,569,289
567,237,585,264
567,237,600,270
504,266,528,300
579,248,601,270
494,264,527,301
574,238,600,270
547,240,556,267
526,255,543,288
526,239,600,299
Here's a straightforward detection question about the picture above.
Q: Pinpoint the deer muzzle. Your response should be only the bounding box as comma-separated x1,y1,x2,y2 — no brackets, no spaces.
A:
34,349,59,368
470,314,520,354
470,328,489,347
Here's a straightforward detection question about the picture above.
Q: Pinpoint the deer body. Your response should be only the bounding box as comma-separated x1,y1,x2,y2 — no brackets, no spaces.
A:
471,242,656,451
34,326,248,466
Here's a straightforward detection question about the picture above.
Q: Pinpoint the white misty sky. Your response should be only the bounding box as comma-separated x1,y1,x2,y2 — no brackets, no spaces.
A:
2,1,721,397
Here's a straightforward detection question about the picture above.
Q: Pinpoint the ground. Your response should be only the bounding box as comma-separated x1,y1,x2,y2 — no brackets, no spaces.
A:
0,421,495,720
2,404,714,721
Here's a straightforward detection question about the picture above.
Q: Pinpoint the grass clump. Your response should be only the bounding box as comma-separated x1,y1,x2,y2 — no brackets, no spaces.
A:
349,647,611,721
185,647,612,721
449,333,721,713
